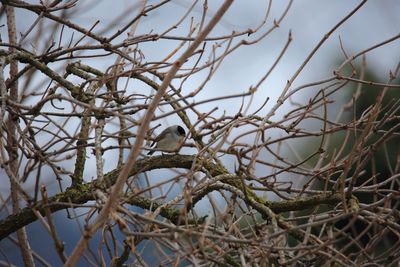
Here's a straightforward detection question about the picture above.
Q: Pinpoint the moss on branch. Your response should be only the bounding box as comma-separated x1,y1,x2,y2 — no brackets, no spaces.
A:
0,154,349,241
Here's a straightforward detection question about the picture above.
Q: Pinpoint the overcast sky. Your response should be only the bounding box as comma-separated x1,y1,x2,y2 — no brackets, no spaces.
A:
60,0,400,118
1,1,400,265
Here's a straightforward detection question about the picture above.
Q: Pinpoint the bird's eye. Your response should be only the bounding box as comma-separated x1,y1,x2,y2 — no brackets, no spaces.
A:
177,126,185,136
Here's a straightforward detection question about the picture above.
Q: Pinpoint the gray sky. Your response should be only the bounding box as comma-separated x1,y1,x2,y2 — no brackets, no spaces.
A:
2,0,399,189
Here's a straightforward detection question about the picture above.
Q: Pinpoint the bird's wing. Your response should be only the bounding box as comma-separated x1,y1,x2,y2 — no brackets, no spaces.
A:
150,128,170,147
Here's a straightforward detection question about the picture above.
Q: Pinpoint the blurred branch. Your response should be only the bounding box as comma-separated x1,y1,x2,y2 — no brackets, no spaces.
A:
4,3,35,266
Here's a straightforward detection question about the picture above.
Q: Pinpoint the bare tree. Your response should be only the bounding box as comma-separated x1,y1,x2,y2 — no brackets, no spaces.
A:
0,0,399,266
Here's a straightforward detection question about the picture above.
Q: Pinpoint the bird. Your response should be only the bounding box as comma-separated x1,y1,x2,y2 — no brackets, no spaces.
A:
147,125,186,155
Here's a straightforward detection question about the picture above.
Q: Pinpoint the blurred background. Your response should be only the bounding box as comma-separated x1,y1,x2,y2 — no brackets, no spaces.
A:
1,0,399,265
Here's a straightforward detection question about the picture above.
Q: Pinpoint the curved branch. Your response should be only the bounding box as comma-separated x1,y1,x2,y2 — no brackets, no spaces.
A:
0,50,88,101
0,154,345,241
0,155,219,240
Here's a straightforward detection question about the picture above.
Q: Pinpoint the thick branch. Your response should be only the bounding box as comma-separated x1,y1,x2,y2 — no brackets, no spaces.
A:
0,155,344,241
0,50,88,101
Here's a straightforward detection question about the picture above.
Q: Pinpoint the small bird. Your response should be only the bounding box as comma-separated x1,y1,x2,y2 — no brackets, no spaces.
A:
147,125,186,155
